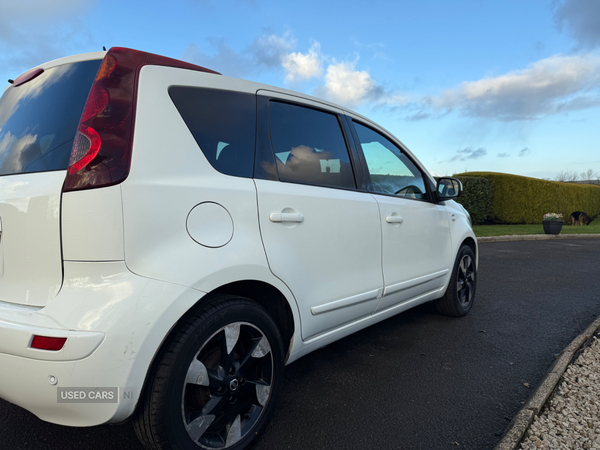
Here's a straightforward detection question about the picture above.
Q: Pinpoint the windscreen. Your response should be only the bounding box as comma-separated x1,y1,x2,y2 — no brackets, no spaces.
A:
0,59,101,176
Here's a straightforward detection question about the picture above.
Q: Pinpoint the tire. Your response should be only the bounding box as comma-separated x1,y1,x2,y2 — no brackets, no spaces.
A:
435,245,476,317
134,295,285,450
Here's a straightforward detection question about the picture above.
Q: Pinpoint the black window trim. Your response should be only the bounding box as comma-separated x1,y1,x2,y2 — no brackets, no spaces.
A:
341,114,369,192
254,94,277,181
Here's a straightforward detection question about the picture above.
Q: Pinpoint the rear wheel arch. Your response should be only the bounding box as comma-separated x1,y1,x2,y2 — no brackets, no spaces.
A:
210,280,296,360
133,280,296,418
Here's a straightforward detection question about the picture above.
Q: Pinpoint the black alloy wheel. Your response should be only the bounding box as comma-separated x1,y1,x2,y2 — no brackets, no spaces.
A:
456,253,475,309
435,245,477,317
182,322,274,448
134,295,285,450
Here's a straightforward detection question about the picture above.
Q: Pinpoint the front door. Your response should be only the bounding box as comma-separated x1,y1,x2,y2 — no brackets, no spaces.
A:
350,120,453,312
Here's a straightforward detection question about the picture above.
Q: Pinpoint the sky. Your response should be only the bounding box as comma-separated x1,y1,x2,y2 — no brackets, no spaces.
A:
1,0,599,180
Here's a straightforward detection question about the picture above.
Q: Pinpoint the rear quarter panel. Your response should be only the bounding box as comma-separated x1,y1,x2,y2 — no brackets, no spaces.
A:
121,66,285,295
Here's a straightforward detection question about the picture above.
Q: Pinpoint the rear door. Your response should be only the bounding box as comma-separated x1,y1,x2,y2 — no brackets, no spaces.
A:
254,92,383,340
0,58,101,306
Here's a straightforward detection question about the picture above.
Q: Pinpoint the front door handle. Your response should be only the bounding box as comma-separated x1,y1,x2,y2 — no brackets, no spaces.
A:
269,212,304,223
386,215,404,224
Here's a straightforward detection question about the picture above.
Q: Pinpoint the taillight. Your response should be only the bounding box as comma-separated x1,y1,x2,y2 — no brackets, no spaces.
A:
31,335,67,351
64,47,219,191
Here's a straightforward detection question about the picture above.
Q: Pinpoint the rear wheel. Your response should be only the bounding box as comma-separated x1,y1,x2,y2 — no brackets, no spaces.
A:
435,245,476,317
134,295,284,450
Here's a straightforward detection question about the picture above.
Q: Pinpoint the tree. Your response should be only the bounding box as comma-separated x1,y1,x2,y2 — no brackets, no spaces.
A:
554,170,578,182
579,169,600,184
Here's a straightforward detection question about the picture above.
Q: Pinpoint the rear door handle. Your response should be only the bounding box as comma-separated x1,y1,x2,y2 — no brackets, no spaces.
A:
269,213,304,223
385,216,403,224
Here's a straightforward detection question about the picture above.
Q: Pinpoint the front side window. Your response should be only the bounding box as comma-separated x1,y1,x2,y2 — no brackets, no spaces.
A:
269,101,355,189
354,121,427,200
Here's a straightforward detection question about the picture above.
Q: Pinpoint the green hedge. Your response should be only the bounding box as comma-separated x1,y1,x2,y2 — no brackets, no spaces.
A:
452,176,494,225
454,172,600,224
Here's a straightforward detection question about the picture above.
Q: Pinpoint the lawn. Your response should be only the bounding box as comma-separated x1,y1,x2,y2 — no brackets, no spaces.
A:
472,219,600,237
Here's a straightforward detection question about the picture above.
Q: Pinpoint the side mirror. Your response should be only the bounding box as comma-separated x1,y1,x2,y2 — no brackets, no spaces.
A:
436,177,463,200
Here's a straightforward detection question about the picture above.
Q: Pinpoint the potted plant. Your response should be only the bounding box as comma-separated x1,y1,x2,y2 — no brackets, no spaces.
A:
542,213,563,235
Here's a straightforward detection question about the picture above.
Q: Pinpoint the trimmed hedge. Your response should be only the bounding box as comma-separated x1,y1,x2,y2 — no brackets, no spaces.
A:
454,172,600,224
452,176,494,225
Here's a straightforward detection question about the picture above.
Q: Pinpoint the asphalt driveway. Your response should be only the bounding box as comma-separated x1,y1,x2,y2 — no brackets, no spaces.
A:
1,239,599,449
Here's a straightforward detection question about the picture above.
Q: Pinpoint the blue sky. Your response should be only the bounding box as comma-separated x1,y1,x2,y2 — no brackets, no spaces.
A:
1,0,599,179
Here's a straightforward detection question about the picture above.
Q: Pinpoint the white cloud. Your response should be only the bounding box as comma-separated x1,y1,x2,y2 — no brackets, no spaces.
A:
519,147,532,157
403,111,432,121
351,39,392,62
282,42,323,82
554,0,600,49
429,53,600,120
314,59,384,108
251,32,296,67
0,0,95,82
0,0,85,29
449,147,487,162
182,32,295,78
182,40,252,78
184,36,407,110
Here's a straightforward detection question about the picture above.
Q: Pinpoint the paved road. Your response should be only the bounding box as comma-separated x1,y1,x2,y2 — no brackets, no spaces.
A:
1,239,600,450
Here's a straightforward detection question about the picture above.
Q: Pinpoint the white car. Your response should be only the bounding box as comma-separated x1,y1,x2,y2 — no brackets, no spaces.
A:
0,47,477,450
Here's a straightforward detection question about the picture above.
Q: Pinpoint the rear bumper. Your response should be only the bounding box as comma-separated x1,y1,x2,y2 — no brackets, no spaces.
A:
0,312,104,361
0,261,204,426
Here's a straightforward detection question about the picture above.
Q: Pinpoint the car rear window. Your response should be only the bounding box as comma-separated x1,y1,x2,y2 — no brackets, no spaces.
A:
0,59,101,177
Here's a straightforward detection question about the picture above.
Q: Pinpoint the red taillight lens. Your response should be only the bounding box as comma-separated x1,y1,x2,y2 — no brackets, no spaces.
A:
94,53,116,81
68,126,102,174
80,86,109,123
63,51,136,191
31,336,67,351
64,48,219,192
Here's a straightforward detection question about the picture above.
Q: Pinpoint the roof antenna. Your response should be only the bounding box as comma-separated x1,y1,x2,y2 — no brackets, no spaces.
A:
8,79,14,84
103,46,107,51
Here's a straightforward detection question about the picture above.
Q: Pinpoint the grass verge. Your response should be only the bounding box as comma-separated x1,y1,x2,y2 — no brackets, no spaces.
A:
472,220,600,237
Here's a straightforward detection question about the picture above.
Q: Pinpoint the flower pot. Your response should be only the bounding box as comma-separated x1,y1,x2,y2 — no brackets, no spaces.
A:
543,220,563,235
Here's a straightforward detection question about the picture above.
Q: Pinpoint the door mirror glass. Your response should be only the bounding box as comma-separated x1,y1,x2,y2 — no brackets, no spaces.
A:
437,177,463,199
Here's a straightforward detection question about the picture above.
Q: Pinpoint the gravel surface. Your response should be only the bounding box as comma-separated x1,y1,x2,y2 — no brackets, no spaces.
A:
521,336,600,450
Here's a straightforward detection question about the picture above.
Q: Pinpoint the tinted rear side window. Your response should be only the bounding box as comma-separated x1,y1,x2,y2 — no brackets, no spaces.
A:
269,101,355,189
169,87,256,178
0,60,101,176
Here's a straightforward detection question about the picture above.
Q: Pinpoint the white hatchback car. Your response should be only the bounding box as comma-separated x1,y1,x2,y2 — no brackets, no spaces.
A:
0,47,477,450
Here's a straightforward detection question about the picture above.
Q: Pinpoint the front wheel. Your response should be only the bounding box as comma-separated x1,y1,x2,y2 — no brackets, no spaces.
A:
134,295,285,450
435,245,477,317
